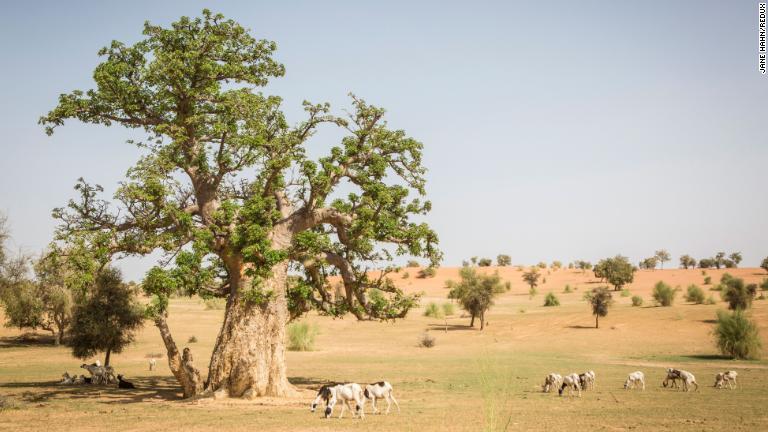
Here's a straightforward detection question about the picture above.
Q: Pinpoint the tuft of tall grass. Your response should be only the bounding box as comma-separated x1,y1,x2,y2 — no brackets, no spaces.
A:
287,322,319,351
543,292,560,307
442,302,455,316
423,302,444,318
476,357,514,431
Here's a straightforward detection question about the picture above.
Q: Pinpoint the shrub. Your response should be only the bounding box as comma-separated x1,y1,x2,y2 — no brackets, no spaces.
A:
761,279,768,291
713,310,761,360
543,292,560,307
631,296,643,307
402,271,409,279
563,284,572,293
287,322,319,351
529,286,538,297
685,284,706,304
418,267,437,278
705,295,717,305
620,289,630,297
542,277,547,284
423,302,444,318
703,276,712,285
722,276,755,310
203,298,226,310
652,281,677,306
761,256,768,274
406,260,420,268
418,332,435,348
518,308,526,314
537,262,547,269
187,336,198,343
497,254,512,266
441,302,455,316
478,258,493,267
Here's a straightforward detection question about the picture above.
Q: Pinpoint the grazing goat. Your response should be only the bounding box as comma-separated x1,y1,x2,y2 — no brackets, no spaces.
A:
578,370,596,391
148,358,157,371
624,371,645,390
363,381,400,414
714,371,738,389
663,368,682,389
558,373,581,397
677,370,698,392
542,373,563,393
117,375,135,389
311,383,365,419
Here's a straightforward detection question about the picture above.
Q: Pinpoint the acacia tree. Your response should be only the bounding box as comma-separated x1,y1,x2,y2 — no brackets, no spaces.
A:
639,257,657,270
762,257,768,274
40,11,439,398
585,287,613,329
679,254,696,269
594,255,635,291
655,249,670,270
728,252,742,268
446,266,509,329
522,268,540,290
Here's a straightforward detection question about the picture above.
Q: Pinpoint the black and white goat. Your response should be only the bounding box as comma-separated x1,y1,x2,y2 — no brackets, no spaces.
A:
310,383,365,419
558,373,581,397
363,381,400,414
714,371,738,389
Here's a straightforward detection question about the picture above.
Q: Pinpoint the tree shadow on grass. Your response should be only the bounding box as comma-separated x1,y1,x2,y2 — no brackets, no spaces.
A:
0,376,182,404
566,325,596,329
679,354,733,361
700,319,718,324
0,334,57,349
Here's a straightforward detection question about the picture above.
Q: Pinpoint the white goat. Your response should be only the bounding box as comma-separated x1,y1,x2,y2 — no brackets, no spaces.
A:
59,372,74,385
714,371,738,389
363,381,400,414
148,358,157,371
311,383,365,419
542,373,563,393
579,370,596,390
624,371,645,390
678,370,698,392
558,373,581,397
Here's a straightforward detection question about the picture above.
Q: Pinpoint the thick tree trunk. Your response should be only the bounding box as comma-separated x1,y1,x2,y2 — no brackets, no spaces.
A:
470,313,475,327
155,315,203,398
205,261,295,398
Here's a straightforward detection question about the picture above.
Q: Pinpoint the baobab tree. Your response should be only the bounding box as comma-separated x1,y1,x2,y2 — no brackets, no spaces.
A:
40,11,440,398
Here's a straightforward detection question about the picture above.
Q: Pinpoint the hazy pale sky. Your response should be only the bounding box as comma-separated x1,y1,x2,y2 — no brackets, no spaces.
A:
1,1,766,281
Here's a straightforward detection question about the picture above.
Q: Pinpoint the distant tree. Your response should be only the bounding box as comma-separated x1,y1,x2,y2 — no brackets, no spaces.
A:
714,310,762,360
496,255,511,267
471,257,478,266
446,267,509,329
537,262,547,269
714,252,727,269
567,262,574,269
655,250,671,270
406,260,420,268
722,275,755,311
70,267,144,366
576,260,592,274
584,287,613,328
478,258,492,267
679,255,697,269
728,252,742,268
699,258,715,269
551,260,562,270
639,257,657,270
594,256,635,291
762,257,768,274
522,268,541,291
652,281,677,306
417,267,437,278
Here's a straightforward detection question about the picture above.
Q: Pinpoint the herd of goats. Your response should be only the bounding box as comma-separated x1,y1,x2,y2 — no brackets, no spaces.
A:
58,361,136,389
309,368,739,419
57,362,739,420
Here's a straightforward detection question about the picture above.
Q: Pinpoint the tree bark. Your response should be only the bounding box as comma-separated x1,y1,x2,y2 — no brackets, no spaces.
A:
205,260,295,398
155,315,203,398
470,313,475,327
104,348,111,367
595,315,599,329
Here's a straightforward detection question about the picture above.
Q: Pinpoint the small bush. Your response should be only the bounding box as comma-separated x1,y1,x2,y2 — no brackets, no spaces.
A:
418,267,437,278
620,289,630,297
543,292,560,307
418,332,435,348
685,284,706,304
478,258,493,267
563,284,572,293
442,302,455,316
710,284,723,291
528,287,538,297
652,281,677,306
705,295,717,305
701,270,707,276
631,296,643,307
423,302,444,318
537,262,547,269
203,298,226,310
187,336,198,343
542,277,547,284
704,276,712,285
722,276,755,310
518,308,526,314
406,260,420,267
713,310,762,360
760,278,768,291
287,322,319,351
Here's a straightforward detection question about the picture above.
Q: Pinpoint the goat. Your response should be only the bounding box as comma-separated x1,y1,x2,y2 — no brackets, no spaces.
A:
81,363,107,385
148,358,157,371
624,371,645,390
558,373,581,397
363,381,400,414
663,368,682,389
678,370,698,392
117,375,135,389
311,383,365,419
542,373,563,393
59,372,74,385
714,371,738,389
578,370,596,391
